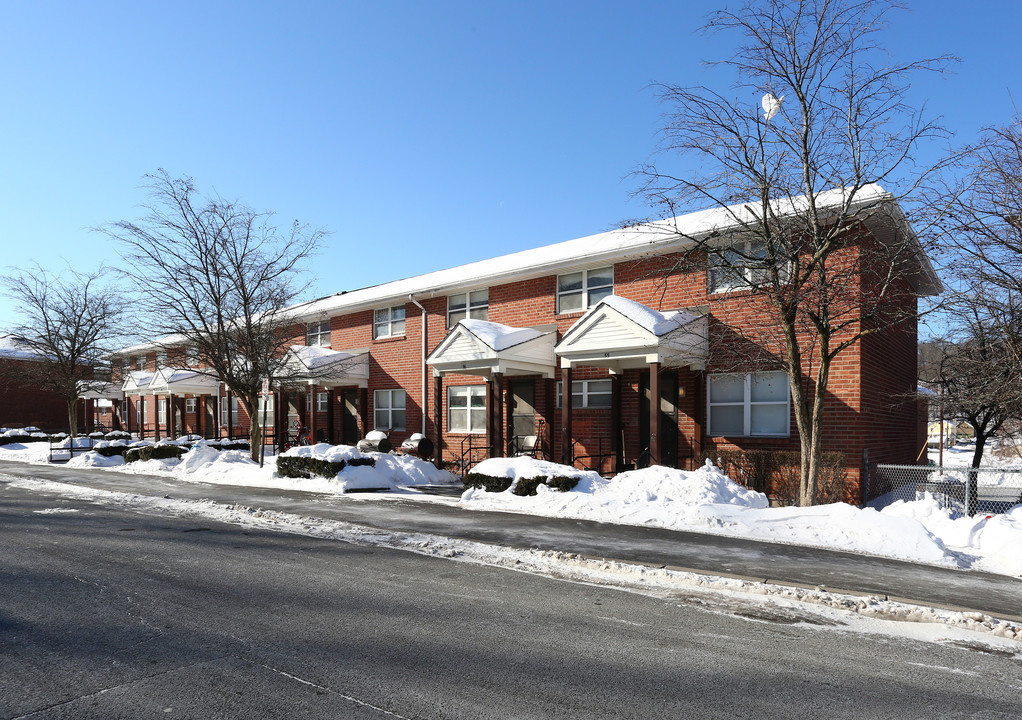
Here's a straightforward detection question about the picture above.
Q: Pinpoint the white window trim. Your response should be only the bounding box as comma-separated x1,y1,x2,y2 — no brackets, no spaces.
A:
307,319,331,347
556,267,614,314
556,379,613,409
373,306,406,339
448,385,487,434
185,398,196,413
316,392,328,412
707,371,790,437
374,389,406,431
447,289,489,327
157,398,168,425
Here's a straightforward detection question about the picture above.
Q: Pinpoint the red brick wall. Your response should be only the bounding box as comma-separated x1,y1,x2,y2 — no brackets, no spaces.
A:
0,358,84,431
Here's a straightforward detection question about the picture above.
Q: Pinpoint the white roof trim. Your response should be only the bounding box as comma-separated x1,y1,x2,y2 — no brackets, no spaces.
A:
427,321,557,379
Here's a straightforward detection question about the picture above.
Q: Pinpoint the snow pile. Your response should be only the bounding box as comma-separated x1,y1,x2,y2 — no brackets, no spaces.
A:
281,443,459,491
459,459,970,572
67,452,125,468
599,295,697,337
458,319,543,350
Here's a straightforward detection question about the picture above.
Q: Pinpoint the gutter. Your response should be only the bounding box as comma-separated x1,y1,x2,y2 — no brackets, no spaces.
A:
409,295,428,434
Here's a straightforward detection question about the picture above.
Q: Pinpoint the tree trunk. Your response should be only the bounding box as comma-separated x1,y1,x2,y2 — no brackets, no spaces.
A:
67,398,79,438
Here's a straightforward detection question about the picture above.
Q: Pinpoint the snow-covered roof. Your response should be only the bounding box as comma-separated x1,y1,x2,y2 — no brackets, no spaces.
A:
458,319,544,351
121,370,154,393
0,334,45,361
282,345,370,388
148,367,220,395
597,296,698,338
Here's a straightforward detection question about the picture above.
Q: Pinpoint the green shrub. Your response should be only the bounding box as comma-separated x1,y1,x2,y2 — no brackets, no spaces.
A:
512,476,547,496
0,435,50,446
124,445,187,463
347,457,376,468
95,445,128,457
463,473,514,493
546,475,580,493
277,455,347,479
702,449,848,504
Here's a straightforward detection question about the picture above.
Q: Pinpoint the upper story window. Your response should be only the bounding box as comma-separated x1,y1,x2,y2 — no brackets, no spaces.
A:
708,238,789,293
448,289,489,327
156,351,168,367
185,346,200,366
708,371,789,437
374,306,406,339
557,267,613,314
307,319,331,347
136,356,145,371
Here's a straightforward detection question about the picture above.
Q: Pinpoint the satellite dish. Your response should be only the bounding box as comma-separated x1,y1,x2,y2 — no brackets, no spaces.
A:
762,93,784,122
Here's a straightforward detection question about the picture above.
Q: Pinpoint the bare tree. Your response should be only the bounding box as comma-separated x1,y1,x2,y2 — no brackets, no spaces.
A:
635,0,954,505
921,299,1022,469
0,265,125,436
102,170,326,461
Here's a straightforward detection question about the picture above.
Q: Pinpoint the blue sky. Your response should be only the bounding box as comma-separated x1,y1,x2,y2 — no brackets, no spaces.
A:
1,1,1019,326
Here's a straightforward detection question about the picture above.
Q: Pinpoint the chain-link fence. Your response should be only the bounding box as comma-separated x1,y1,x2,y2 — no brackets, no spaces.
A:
864,463,1022,516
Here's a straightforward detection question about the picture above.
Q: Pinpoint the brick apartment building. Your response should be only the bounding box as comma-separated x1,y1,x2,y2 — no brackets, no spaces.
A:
106,186,938,502
0,335,86,432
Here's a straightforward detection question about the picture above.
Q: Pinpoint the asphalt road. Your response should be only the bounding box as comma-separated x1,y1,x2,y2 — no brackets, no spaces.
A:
2,481,1021,719
1,460,1020,621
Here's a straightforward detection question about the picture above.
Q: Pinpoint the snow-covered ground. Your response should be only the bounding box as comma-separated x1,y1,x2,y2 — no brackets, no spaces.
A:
1,439,1020,578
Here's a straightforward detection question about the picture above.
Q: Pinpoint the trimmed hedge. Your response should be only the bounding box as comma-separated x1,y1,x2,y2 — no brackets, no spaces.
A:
276,454,376,479
0,435,50,446
464,472,580,495
95,445,129,457
125,445,188,463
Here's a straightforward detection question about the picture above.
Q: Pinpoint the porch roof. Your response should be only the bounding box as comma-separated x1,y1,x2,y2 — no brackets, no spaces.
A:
427,319,557,379
555,295,708,372
121,370,155,395
281,345,370,388
148,367,221,395
77,381,122,400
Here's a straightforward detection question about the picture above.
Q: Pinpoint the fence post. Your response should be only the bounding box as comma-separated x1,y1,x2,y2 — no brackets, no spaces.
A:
966,467,978,517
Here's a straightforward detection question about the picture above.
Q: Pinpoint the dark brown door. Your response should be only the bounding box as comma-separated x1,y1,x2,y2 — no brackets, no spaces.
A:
509,380,536,454
342,389,360,445
639,370,679,468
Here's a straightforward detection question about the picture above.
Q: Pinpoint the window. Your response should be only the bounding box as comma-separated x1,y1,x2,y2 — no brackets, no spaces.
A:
708,371,789,437
185,398,196,413
557,267,613,313
186,346,200,367
448,385,487,433
158,398,167,425
137,398,146,425
448,289,489,326
374,389,406,430
220,396,240,426
708,239,789,293
556,379,613,409
307,319,331,347
316,392,328,412
374,306,406,339
136,356,145,371
157,351,168,367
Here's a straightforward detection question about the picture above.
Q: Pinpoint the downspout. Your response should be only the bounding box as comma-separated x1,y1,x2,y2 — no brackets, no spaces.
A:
410,295,428,434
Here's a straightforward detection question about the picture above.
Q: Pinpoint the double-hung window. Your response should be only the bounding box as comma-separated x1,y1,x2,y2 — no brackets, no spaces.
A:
374,389,406,430
137,398,146,425
158,398,168,425
307,320,331,347
709,238,788,293
556,379,613,409
708,371,789,437
447,289,489,326
220,396,240,426
136,356,145,371
156,351,168,367
185,346,200,367
557,267,613,313
374,306,406,339
316,392,328,412
185,398,196,413
448,385,486,433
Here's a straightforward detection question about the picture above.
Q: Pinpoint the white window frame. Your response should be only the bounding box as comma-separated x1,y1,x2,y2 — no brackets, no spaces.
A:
156,351,168,367
137,398,146,425
447,289,489,327
158,398,167,425
136,356,145,371
707,371,790,437
186,346,200,367
374,389,406,430
708,238,790,293
556,379,613,409
448,385,487,434
185,398,196,413
220,396,240,427
373,306,406,339
306,319,331,347
556,267,614,314
316,392,328,412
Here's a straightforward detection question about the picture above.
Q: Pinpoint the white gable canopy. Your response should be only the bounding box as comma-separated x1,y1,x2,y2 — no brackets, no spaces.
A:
121,370,155,395
555,296,707,372
77,381,123,400
281,345,370,388
427,319,557,378
148,367,221,396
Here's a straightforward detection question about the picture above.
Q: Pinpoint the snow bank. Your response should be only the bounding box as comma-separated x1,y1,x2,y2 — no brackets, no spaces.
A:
281,443,459,491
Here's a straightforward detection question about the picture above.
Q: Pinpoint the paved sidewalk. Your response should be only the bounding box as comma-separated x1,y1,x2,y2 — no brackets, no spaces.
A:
2,459,1020,620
